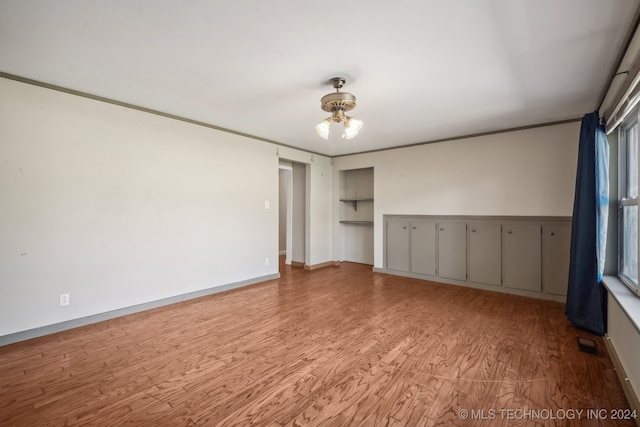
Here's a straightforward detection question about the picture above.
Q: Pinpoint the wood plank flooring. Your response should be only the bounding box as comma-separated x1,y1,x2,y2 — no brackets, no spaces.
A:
0,258,635,426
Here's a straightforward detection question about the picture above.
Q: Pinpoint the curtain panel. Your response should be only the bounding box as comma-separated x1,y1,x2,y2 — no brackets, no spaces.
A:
566,112,609,336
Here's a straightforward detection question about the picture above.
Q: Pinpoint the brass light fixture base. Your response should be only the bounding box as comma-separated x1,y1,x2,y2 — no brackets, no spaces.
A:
320,77,356,113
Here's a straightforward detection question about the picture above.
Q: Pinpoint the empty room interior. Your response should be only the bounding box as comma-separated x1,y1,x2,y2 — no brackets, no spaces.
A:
2,1,640,426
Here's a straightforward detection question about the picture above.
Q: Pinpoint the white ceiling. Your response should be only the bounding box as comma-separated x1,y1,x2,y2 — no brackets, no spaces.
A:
0,0,638,156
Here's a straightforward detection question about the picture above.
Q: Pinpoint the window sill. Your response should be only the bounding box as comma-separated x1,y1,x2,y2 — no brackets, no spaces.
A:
603,275,640,334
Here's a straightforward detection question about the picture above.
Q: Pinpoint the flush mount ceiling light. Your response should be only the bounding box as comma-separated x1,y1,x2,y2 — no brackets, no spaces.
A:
316,77,363,140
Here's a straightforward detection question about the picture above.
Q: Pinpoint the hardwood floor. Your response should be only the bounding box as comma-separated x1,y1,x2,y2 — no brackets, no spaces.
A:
0,258,635,426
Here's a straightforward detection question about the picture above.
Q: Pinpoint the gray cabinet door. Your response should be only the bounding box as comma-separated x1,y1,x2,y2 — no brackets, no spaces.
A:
438,222,467,281
411,220,437,276
503,224,541,292
386,219,410,272
542,225,571,295
469,223,501,286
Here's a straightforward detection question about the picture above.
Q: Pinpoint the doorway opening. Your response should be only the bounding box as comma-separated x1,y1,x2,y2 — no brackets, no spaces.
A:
279,160,307,269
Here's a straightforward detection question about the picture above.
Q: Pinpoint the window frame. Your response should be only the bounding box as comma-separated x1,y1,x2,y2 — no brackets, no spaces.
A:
618,114,639,295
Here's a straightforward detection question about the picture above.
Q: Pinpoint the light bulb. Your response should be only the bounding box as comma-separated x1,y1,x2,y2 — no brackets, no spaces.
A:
315,119,331,139
343,117,363,140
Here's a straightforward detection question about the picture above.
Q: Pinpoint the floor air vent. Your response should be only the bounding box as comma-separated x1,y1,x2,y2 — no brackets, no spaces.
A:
577,337,599,355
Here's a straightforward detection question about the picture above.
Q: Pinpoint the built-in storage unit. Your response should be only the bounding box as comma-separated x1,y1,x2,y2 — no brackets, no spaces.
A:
437,221,467,281
386,218,437,275
542,225,572,296
503,223,542,292
340,168,374,264
382,215,571,301
468,223,502,286
386,218,411,272
411,220,437,276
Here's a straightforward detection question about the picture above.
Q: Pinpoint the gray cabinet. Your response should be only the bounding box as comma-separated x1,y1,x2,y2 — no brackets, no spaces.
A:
386,219,410,272
503,224,542,292
411,220,437,276
542,224,571,295
468,223,501,286
383,215,570,301
438,222,467,281
385,219,436,275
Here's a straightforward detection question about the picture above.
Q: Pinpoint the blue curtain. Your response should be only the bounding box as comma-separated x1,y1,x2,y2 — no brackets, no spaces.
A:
566,112,609,336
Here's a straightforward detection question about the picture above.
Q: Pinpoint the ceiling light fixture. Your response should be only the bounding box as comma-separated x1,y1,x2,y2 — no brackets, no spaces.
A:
316,77,363,140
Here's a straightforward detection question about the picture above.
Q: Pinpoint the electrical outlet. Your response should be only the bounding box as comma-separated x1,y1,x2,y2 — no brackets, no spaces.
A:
59,293,70,306
265,257,270,266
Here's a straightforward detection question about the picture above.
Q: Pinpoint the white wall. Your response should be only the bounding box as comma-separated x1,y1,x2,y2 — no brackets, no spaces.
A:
0,78,332,337
332,122,580,268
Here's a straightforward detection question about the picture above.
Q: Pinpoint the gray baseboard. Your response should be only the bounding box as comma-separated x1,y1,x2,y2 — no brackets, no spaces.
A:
0,273,280,346
373,268,566,303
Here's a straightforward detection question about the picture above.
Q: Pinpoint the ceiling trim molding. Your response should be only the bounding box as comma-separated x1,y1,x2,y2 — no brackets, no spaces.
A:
0,71,329,158
332,118,583,158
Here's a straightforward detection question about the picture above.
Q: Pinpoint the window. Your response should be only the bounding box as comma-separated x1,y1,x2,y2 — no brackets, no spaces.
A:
619,117,639,292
